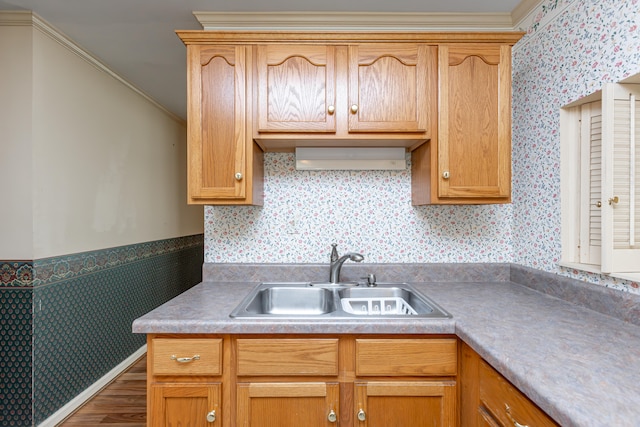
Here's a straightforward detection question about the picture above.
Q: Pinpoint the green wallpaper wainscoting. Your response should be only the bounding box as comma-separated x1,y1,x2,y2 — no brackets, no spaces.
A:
0,287,33,426
0,234,203,426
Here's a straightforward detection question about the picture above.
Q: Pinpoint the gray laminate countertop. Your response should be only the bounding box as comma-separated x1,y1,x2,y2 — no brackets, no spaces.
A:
133,279,640,427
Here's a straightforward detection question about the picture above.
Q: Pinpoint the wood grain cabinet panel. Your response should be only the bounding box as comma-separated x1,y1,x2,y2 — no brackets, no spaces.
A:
356,338,457,376
183,43,263,205
478,359,559,427
460,342,559,427
412,43,516,205
236,338,339,376
254,42,436,142
151,383,221,427
256,44,337,133
348,44,435,134
437,44,511,201
237,382,340,427
354,381,457,427
152,338,222,376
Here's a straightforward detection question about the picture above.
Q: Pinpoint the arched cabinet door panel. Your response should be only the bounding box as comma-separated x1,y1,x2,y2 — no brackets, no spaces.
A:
256,44,337,133
437,44,512,201
186,45,263,205
348,44,435,135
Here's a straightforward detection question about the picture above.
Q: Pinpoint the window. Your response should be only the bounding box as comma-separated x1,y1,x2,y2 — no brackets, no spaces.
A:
561,80,640,280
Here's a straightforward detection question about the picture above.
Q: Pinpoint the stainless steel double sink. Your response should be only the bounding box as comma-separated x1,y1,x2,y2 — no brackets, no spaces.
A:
229,282,451,319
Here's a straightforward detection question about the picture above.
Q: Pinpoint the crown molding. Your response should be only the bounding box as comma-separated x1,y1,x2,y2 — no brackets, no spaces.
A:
0,10,184,124
511,0,543,30
0,10,35,26
194,11,516,31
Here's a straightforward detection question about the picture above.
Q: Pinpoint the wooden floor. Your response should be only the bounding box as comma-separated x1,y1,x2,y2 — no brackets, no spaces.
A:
58,356,147,426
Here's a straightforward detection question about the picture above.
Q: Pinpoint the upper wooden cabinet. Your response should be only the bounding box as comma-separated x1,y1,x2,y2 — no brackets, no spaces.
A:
177,32,522,205
348,44,434,134
438,44,512,200
253,42,437,145
185,44,263,205
412,43,514,204
256,44,337,133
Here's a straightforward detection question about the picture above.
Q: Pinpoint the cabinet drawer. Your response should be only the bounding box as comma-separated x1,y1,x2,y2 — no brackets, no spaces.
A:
479,360,558,427
236,338,339,376
356,338,457,376
152,338,222,376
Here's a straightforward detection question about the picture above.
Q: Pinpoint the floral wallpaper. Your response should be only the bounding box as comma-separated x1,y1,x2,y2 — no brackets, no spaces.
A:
205,153,512,264
511,0,640,293
204,0,640,294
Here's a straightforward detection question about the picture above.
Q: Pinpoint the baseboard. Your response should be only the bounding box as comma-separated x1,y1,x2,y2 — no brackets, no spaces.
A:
38,345,147,427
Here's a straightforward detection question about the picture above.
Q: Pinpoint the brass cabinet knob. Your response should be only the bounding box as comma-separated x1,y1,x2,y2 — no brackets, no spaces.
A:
608,196,619,205
327,105,335,115
596,201,602,208
442,171,450,179
327,410,337,423
235,172,243,181
206,410,216,423
350,104,359,114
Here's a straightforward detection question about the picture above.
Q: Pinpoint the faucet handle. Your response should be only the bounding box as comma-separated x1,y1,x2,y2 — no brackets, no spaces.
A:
330,243,339,262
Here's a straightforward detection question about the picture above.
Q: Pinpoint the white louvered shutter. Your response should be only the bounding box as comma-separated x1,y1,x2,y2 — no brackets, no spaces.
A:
601,83,640,273
580,101,602,265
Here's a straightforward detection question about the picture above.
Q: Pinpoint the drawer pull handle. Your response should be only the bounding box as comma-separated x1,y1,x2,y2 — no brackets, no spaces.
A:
171,354,200,363
505,404,529,427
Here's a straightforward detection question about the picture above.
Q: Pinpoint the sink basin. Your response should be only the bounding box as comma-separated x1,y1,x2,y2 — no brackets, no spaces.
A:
240,286,336,315
229,282,450,319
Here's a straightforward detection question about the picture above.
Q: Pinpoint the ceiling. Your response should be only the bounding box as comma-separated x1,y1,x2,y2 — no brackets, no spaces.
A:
0,0,527,120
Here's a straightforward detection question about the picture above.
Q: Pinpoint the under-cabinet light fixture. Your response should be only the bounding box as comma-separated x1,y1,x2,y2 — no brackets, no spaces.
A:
295,147,406,170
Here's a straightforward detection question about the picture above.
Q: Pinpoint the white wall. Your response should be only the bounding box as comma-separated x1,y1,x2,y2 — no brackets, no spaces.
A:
0,22,34,259
1,12,203,259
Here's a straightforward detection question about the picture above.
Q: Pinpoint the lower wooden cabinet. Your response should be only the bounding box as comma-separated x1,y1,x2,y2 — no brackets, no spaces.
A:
147,335,561,426
460,342,558,427
147,334,457,427
355,381,456,427
237,382,339,427
150,383,221,427
477,359,558,427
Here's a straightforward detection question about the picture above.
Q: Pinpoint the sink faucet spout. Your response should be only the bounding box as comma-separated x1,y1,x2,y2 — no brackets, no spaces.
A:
328,244,364,283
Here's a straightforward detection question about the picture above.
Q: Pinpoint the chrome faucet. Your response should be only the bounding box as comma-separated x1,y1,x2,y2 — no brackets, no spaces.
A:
329,243,364,284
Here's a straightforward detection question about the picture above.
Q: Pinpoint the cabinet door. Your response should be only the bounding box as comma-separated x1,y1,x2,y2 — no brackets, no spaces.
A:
151,383,221,427
438,44,511,199
348,44,435,133
187,45,247,201
256,45,336,133
237,382,339,427
354,381,456,427
478,360,558,427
